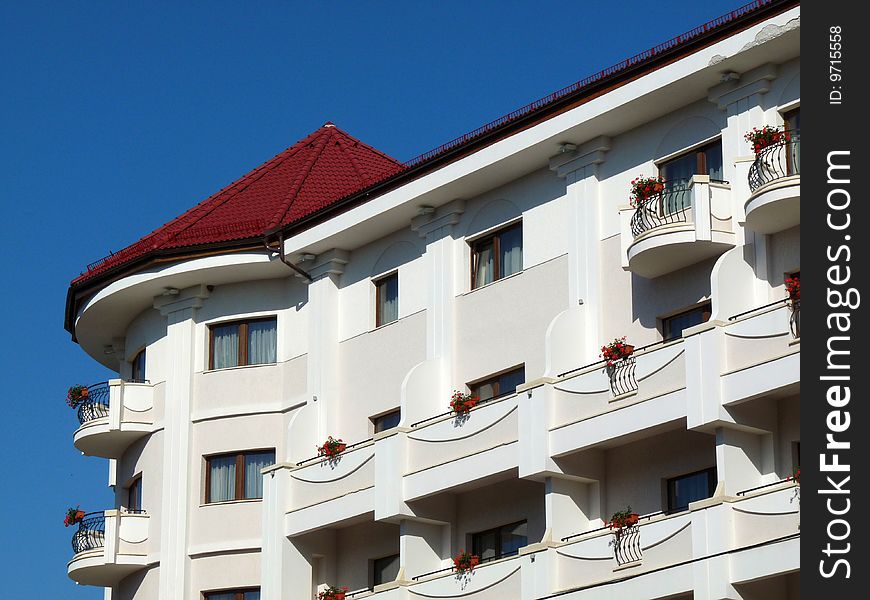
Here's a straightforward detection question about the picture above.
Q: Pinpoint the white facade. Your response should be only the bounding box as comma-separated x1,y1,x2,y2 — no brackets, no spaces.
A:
66,4,801,599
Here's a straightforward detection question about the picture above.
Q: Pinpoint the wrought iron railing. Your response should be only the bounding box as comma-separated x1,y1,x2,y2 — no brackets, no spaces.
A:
612,524,643,565
748,130,800,191
789,298,800,339
71,512,105,554
75,382,110,425
607,357,637,396
630,182,692,237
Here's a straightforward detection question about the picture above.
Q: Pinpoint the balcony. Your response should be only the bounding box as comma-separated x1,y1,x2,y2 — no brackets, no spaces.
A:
622,176,735,278
404,393,520,500
67,510,150,586
745,132,800,234
720,300,800,406
546,339,687,458
72,379,155,458
285,440,376,536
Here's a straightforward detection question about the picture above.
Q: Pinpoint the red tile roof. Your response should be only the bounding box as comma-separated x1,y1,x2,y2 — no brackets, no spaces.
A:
69,0,793,292
72,123,403,284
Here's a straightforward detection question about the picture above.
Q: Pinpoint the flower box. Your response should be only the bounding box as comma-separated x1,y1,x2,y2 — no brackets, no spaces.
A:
609,507,639,530
453,550,480,574
785,275,800,301
449,391,479,415
317,436,347,459
66,385,90,409
745,125,791,154
317,586,348,600
64,506,86,528
630,175,665,207
601,337,634,367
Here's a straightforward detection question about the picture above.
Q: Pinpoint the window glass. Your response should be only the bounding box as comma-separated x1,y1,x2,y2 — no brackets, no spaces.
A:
667,468,716,512
470,366,525,403
244,451,275,499
208,455,237,502
471,521,528,561
128,477,142,512
376,273,399,326
372,409,401,433
662,303,711,340
658,140,724,214
131,350,146,382
471,223,522,289
212,323,240,369
373,554,400,586
210,318,277,369
247,320,277,365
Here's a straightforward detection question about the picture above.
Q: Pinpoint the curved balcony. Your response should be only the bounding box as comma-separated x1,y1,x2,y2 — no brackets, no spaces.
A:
72,380,154,458
745,132,800,234
622,176,735,278
67,510,150,586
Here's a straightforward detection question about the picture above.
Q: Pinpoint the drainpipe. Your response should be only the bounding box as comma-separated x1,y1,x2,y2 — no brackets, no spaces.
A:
264,231,313,282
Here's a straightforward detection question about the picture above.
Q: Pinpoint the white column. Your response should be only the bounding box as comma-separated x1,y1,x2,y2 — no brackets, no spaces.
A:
709,63,778,302
303,250,349,441
411,199,465,405
153,284,209,600
549,137,609,365
261,466,308,600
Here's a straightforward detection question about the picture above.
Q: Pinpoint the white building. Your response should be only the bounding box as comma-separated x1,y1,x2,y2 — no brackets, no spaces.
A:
64,1,801,599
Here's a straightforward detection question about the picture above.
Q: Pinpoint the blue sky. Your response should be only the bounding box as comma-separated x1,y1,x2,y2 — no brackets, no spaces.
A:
0,1,744,596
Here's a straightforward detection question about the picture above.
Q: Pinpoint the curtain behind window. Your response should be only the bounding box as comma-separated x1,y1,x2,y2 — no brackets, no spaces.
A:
379,276,399,325
474,241,494,287
244,451,275,499
670,471,711,510
244,592,261,600
205,594,236,600
500,226,523,277
248,320,277,365
209,455,236,502
213,324,239,369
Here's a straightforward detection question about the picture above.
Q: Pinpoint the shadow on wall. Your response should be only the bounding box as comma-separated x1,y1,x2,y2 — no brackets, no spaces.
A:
629,258,715,330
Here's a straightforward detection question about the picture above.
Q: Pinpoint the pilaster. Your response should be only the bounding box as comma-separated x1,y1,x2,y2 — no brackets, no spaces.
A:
153,284,209,600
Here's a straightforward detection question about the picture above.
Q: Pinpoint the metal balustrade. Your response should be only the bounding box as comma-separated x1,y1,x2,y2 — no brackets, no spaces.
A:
789,299,800,339
71,512,105,554
630,183,692,237
612,524,643,565
607,357,637,396
75,383,110,425
748,131,800,191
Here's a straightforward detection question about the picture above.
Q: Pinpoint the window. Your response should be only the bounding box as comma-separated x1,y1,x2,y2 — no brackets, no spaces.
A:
661,302,711,341
131,349,146,382
783,108,800,176
127,476,142,512
469,366,525,403
209,317,277,370
666,467,716,513
471,222,522,289
372,553,400,587
371,408,401,434
471,521,528,561
205,450,275,503
659,139,724,184
204,589,260,600
375,272,399,327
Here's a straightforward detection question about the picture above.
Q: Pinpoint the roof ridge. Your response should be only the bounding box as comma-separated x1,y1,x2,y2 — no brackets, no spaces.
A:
149,128,327,248
263,125,336,232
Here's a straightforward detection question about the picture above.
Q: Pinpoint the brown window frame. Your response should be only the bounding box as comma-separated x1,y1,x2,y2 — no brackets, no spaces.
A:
657,139,723,183
208,316,277,370
204,449,275,504
661,302,712,341
468,365,525,403
375,272,399,327
203,588,260,600
470,221,523,290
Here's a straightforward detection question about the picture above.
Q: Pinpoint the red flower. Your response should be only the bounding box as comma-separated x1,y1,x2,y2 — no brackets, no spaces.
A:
450,391,479,414
453,551,480,574
317,436,347,458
